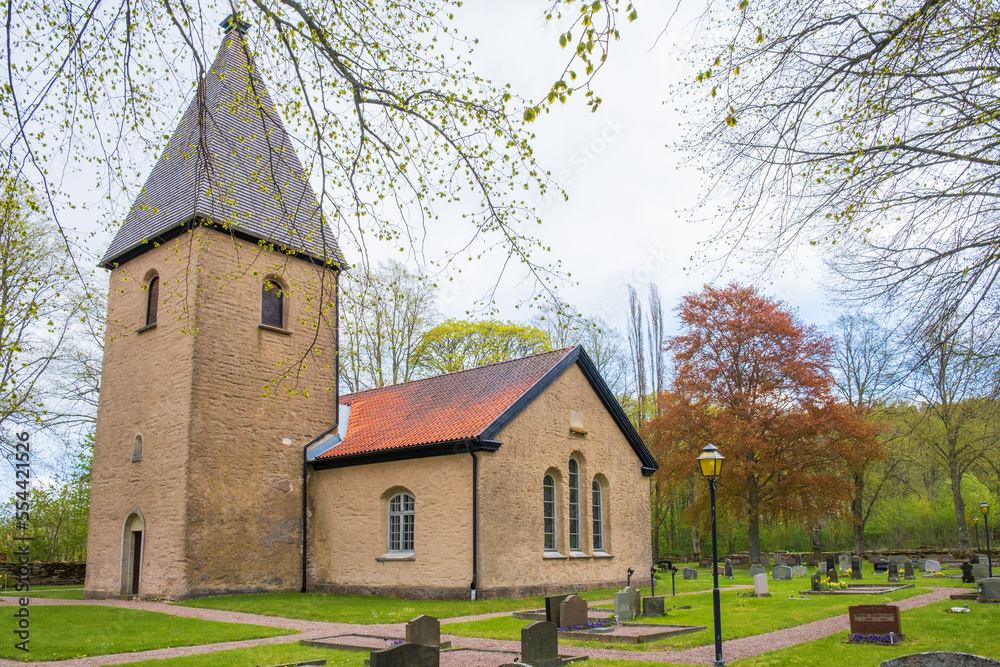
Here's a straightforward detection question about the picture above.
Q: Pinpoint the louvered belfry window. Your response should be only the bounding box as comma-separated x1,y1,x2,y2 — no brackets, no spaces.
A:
261,280,284,328
145,276,159,326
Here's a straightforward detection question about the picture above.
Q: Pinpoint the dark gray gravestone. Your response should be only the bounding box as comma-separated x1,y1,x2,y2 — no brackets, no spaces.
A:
972,562,989,580
819,562,828,575
811,571,822,591
405,615,440,647
839,552,851,573
773,565,792,581
961,562,975,584
848,604,902,641
749,563,766,578
725,558,734,579
828,565,839,584
642,596,666,616
628,586,641,616
852,556,863,579
826,555,837,574
977,577,1000,603
683,567,698,580
794,554,803,567
521,621,559,666
368,643,439,667
559,594,588,630
880,652,1000,667
544,594,570,629
888,561,901,583
903,560,915,580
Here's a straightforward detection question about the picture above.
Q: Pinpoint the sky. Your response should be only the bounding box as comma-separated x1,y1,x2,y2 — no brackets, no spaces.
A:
66,1,836,339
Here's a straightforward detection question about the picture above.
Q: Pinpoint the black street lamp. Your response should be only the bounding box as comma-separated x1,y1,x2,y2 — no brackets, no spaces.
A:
698,443,725,667
982,502,993,579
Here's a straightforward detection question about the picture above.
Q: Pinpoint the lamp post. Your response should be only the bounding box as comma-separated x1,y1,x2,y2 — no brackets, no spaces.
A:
982,502,993,579
698,443,725,667
974,517,981,557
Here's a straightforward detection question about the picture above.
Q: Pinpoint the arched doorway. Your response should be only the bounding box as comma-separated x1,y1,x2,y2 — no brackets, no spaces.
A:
121,512,145,596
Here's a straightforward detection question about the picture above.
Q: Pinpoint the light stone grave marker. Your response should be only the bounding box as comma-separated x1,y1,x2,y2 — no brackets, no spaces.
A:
754,572,770,597
791,565,808,578
924,559,941,574
839,552,851,573
749,563,766,578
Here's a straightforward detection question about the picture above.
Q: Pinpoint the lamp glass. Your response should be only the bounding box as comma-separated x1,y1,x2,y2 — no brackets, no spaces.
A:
697,445,724,480
981,501,990,516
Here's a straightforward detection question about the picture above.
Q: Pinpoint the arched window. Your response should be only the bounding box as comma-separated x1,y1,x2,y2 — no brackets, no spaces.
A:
145,275,159,326
387,492,415,553
592,479,604,551
131,434,143,463
568,458,580,550
261,280,284,328
543,475,556,551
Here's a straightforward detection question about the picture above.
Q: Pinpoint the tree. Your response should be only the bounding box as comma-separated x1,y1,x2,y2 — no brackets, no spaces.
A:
0,177,80,466
413,319,551,375
830,313,899,554
651,283,878,563
682,0,1000,333
341,260,438,392
906,316,997,555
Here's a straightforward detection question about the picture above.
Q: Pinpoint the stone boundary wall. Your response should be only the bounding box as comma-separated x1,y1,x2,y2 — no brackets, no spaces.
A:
0,561,86,586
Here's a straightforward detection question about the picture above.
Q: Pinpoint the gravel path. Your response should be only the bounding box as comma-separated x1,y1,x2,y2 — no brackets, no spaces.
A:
0,587,964,666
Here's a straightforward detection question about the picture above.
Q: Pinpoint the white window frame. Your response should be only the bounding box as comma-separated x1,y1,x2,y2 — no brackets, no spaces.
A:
543,475,557,551
592,479,604,552
387,492,415,553
568,458,580,551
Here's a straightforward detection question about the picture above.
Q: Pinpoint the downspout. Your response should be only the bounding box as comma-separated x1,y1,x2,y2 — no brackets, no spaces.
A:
301,270,341,593
469,448,479,600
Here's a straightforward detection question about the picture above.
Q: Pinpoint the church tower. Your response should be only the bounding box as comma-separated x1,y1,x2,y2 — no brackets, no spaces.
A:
85,17,341,599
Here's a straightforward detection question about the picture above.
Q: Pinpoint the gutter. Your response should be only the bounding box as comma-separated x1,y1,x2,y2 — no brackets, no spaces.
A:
469,449,479,600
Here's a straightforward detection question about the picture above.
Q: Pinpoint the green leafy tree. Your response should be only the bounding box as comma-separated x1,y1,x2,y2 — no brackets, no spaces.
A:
413,319,551,375
682,0,1000,333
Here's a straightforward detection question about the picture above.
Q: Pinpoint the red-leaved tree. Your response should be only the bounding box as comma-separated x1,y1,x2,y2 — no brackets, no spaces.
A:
647,284,879,563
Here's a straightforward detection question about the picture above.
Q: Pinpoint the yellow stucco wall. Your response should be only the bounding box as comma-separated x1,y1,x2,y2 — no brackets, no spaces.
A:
86,226,339,599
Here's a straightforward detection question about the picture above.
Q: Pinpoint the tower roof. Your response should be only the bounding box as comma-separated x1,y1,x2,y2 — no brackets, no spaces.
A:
100,25,342,268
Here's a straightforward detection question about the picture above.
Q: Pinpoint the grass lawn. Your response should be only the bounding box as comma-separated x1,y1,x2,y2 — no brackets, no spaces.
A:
0,585,85,600
443,577,929,652
0,606,293,662
736,599,1000,666
174,586,627,624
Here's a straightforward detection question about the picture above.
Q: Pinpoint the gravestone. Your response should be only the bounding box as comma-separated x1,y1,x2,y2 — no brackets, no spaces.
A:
773,564,792,581
903,560,915,580
368,642,439,667
521,621,559,667
724,558,734,579
544,594,571,629
774,550,786,566
852,556,863,579
924,559,942,574
848,604,903,642
977,577,1000,603
406,615,440,647
749,563,766,578
559,595,588,630
642,596,666,617
819,562,828,575
754,572,770,597
683,567,698,580
972,562,990,581
613,590,636,621
880,652,1000,666
826,555,837,574
961,562,975,584
794,554,803,567
828,565,839,584
791,565,808,578
840,552,851,573
917,558,928,571
628,586,642,616
811,571,822,591
888,562,900,583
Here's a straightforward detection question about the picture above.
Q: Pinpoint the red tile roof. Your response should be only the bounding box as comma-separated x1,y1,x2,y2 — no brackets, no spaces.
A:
316,347,576,459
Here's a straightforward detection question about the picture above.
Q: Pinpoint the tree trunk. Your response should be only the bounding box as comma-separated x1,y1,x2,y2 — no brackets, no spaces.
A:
948,454,971,555
689,475,701,561
852,470,866,555
810,525,823,565
747,477,761,563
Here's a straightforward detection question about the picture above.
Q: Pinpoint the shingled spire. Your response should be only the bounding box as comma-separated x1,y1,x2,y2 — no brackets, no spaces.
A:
100,20,341,268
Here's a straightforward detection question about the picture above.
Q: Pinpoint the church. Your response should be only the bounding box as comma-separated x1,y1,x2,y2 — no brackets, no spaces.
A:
84,17,657,601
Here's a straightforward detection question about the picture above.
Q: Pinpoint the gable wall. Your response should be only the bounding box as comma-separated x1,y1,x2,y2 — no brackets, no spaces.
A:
476,362,651,596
